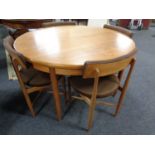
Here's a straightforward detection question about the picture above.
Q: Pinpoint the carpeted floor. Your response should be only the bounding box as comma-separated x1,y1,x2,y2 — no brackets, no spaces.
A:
0,25,155,135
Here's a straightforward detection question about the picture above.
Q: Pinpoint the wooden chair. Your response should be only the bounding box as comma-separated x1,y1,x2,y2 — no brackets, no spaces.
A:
41,21,77,28
68,57,136,130
104,24,134,96
3,36,65,118
104,24,133,38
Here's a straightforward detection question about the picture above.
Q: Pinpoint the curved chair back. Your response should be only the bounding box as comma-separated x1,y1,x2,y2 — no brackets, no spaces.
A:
41,21,77,28
83,56,135,79
3,36,27,69
104,24,133,38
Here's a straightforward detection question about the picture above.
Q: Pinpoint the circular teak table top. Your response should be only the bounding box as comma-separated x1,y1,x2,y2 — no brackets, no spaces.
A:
14,26,137,74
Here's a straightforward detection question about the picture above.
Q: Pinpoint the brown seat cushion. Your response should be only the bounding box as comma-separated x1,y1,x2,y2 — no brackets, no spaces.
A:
69,75,120,98
20,67,50,87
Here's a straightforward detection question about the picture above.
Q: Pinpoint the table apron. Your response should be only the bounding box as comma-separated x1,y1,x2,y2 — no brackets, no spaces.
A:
33,63,83,76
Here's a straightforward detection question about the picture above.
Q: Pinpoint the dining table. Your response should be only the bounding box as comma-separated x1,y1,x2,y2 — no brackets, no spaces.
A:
14,25,137,120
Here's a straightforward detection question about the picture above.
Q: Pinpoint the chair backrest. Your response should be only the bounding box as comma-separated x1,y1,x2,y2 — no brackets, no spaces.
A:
83,56,135,79
41,21,77,28
104,24,133,38
3,36,27,69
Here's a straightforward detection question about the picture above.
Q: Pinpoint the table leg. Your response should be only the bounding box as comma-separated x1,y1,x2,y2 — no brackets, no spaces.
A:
50,68,62,121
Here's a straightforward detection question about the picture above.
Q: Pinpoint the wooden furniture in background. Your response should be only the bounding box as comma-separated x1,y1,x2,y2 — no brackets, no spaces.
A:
117,19,151,29
0,19,52,29
0,19,52,39
14,26,137,120
0,19,87,39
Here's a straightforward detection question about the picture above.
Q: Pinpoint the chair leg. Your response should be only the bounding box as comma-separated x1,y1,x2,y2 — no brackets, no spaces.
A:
114,89,126,116
87,74,99,130
22,90,35,117
87,105,95,130
114,59,136,116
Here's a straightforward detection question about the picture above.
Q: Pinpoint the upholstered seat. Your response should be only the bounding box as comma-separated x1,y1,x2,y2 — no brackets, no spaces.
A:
20,67,50,87
69,75,120,98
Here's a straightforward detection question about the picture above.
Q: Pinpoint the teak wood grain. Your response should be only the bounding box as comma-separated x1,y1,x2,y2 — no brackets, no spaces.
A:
14,26,136,75
14,26,137,120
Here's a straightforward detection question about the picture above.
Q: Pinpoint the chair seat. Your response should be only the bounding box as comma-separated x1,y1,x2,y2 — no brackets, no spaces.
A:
20,67,50,87
69,75,120,98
